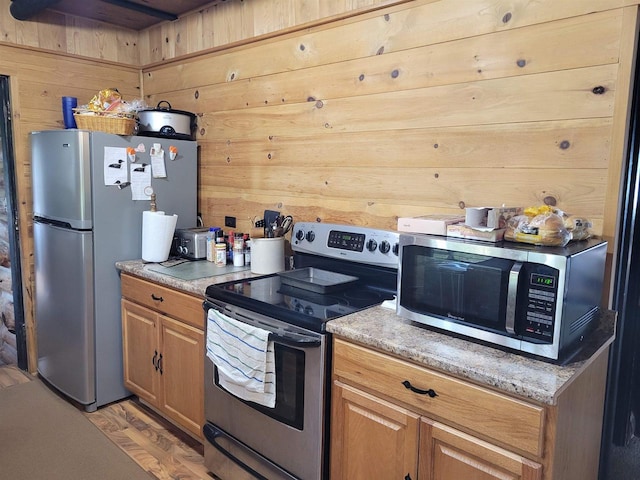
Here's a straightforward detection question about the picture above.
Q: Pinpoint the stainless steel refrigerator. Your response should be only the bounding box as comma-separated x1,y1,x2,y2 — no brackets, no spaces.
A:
31,130,197,411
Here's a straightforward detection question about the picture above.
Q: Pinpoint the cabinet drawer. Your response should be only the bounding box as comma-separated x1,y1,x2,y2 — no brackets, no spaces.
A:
121,274,204,330
333,338,544,457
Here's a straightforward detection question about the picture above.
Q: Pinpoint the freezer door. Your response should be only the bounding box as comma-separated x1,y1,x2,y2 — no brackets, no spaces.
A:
30,130,92,229
34,220,95,407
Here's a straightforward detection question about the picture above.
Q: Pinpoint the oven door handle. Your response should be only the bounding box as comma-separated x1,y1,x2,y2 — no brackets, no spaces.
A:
203,424,270,480
205,301,322,348
268,331,321,348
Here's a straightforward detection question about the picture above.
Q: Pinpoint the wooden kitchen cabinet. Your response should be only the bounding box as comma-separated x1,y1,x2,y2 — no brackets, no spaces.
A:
331,381,420,479
121,273,204,440
331,380,541,480
330,337,608,480
419,419,542,480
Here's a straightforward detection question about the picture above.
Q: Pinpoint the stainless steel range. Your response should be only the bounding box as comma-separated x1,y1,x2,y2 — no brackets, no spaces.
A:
202,222,399,480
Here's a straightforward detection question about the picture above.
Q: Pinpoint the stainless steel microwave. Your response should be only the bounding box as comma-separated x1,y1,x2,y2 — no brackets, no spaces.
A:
396,234,607,362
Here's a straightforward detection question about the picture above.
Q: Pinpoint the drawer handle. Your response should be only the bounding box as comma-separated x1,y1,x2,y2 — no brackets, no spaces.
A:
405,475,412,480
151,293,164,302
402,380,438,398
152,350,159,371
158,353,163,375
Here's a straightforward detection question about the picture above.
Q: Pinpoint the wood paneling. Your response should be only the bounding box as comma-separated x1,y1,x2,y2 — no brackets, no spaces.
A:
142,0,636,253
0,0,139,65
138,0,412,65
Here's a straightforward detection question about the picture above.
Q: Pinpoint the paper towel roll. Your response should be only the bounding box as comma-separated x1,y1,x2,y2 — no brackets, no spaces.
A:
142,210,178,262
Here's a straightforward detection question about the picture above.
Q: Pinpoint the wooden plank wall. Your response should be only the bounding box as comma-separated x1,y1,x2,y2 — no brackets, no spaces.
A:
0,0,139,64
0,44,140,371
142,0,638,256
138,0,408,65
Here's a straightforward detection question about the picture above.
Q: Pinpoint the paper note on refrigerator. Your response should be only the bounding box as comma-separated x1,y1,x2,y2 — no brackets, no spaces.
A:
103,147,128,185
150,143,167,178
130,163,152,200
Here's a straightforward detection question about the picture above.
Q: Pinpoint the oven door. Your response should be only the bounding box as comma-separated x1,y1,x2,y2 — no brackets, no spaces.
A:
203,299,329,480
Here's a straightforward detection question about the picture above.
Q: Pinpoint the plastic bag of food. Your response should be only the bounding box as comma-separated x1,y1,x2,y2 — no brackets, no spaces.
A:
562,214,592,241
75,90,145,119
504,206,571,246
88,88,122,112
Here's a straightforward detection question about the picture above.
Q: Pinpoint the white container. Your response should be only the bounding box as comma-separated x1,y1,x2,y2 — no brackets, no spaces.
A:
250,237,285,274
141,210,178,262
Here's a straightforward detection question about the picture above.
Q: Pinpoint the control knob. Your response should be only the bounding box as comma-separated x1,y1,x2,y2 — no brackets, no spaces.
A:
295,229,305,241
392,243,399,256
379,240,391,254
306,231,316,242
366,239,378,252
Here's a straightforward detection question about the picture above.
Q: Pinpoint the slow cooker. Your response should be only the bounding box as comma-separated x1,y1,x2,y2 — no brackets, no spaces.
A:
137,101,197,140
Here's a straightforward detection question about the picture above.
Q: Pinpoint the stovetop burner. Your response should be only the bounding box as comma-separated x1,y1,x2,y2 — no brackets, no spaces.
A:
204,222,400,333
205,274,395,333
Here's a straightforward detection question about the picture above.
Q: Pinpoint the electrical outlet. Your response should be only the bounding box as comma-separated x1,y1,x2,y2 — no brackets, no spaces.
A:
225,216,236,228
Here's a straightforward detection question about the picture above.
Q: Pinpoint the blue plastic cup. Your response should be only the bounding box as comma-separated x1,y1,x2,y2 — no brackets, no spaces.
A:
62,96,78,129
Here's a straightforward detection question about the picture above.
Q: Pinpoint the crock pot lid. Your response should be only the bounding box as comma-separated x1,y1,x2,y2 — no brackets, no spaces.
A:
139,100,196,118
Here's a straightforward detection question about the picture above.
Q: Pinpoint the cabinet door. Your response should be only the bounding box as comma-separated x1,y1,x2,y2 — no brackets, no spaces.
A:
159,315,204,439
419,418,542,480
331,380,420,480
122,299,160,403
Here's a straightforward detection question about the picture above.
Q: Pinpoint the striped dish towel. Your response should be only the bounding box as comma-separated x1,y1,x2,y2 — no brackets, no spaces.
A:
206,308,276,408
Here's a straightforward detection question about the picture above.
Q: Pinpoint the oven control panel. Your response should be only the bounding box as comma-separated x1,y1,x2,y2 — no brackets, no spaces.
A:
292,222,399,268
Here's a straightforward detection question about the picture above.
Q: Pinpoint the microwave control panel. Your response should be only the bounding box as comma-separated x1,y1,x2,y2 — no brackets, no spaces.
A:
519,264,559,343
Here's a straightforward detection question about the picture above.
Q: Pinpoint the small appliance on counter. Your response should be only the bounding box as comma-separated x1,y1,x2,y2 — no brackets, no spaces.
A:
396,233,608,362
202,222,400,480
172,227,211,260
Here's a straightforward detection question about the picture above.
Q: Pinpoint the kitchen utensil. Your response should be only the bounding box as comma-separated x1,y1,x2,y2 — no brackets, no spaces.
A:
137,101,197,140
279,215,293,235
264,209,280,237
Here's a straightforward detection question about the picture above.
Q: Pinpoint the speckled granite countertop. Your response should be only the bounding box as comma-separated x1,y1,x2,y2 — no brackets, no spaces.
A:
115,258,258,297
327,306,616,405
116,258,615,406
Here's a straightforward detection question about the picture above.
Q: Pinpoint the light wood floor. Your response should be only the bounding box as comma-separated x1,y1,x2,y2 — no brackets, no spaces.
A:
0,365,212,480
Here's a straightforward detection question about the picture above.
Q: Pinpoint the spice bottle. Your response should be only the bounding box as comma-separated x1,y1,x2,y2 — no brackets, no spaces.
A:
206,227,216,262
215,243,227,267
233,233,245,267
243,233,251,266
227,230,234,262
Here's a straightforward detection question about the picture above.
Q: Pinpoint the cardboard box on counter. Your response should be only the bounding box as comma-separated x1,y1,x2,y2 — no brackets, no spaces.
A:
465,206,523,230
397,214,465,236
446,224,505,242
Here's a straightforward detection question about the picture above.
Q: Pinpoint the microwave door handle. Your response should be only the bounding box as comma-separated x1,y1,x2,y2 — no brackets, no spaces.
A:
506,262,522,335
